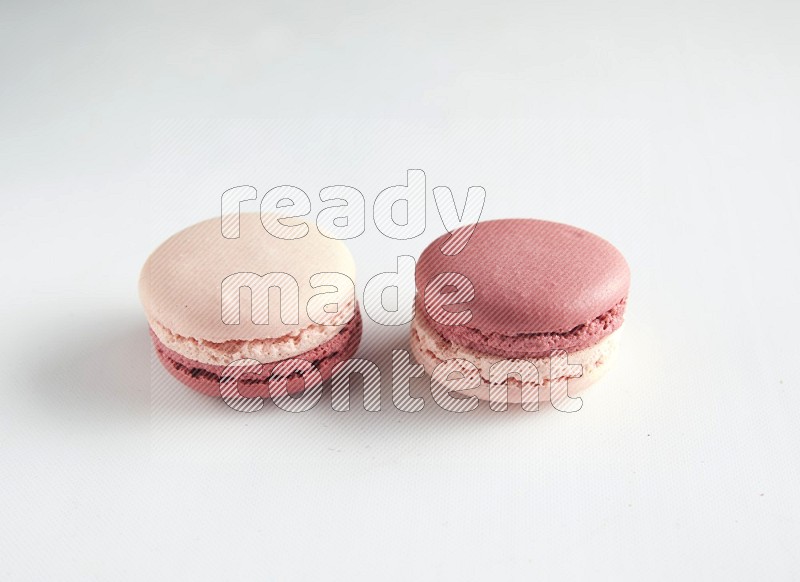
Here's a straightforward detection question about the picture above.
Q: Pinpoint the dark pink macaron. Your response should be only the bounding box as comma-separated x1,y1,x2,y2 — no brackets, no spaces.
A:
411,218,630,404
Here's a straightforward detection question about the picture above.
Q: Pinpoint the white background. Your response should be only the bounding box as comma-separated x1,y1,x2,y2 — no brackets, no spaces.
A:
1,1,799,580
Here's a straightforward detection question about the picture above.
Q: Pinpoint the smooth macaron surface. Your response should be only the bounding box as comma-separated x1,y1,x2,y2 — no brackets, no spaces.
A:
140,213,356,343
415,218,630,357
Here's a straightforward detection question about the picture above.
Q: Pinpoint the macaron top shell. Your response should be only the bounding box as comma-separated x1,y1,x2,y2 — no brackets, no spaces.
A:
139,213,356,343
415,218,630,336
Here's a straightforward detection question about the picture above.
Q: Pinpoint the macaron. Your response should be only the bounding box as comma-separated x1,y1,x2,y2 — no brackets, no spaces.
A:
139,213,361,397
411,218,630,406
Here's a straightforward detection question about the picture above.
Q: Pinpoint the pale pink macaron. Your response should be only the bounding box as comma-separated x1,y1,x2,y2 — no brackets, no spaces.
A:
411,218,630,406
139,213,361,397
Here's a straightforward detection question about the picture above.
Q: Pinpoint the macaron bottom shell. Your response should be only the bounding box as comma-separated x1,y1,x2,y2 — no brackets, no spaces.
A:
152,310,362,398
410,311,620,407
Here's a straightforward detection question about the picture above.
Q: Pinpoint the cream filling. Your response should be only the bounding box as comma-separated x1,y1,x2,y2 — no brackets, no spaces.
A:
410,313,622,402
150,318,345,366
